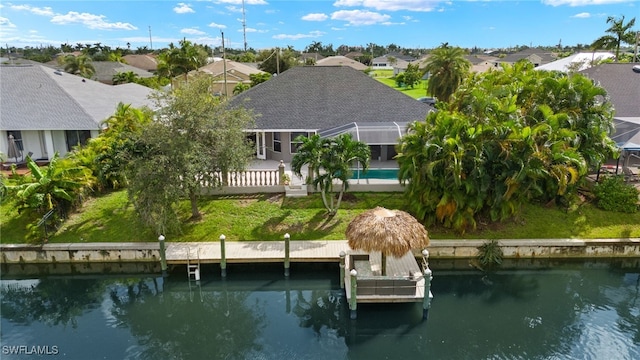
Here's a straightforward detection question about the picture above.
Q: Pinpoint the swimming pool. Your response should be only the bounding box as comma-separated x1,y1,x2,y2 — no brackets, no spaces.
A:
350,168,399,180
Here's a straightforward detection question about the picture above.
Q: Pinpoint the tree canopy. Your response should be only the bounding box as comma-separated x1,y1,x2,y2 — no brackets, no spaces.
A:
396,61,618,233
591,16,637,61
126,74,256,234
422,44,471,102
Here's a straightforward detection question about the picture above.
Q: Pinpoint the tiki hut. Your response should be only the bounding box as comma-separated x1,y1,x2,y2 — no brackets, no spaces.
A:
345,207,429,275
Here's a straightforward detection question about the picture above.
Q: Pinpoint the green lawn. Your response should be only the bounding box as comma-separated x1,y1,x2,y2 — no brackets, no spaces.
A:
2,190,639,244
375,77,429,99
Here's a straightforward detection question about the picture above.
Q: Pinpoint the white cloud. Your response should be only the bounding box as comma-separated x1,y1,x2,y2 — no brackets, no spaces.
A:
272,30,325,40
331,27,345,31
181,28,206,35
541,0,631,6
0,16,16,28
333,0,438,12
331,10,391,26
216,0,268,5
226,6,243,13
9,4,54,16
302,13,329,21
174,3,195,14
381,21,406,26
572,12,591,18
51,12,137,30
208,22,227,29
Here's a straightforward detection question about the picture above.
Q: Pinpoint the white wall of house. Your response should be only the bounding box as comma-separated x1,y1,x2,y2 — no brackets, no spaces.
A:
2,129,100,163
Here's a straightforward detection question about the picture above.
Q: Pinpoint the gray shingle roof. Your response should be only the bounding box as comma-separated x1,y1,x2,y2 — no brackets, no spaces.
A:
580,63,640,118
230,66,431,131
1,64,155,131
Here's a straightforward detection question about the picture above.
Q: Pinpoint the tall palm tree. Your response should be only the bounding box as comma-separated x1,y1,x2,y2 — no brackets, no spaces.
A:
422,44,471,103
591,15,637,61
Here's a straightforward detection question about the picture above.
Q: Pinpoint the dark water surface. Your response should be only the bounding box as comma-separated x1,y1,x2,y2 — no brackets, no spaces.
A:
1,260,639,359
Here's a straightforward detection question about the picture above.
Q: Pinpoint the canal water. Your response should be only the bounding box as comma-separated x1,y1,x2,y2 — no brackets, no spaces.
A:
1,260,639,359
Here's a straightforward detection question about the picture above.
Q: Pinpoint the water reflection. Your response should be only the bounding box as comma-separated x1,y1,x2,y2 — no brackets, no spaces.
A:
1,261,639,359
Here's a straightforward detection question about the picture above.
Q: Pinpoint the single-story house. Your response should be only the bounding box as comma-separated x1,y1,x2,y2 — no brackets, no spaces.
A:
229,66,433,163
536,52,615,73
178,59,267,96
580,63,640,167
122,54,158,72
315,56,369,71
1,64,155,164
494,48,556,68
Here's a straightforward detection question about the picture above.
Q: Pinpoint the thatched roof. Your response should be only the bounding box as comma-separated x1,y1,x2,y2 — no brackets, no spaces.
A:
345,207,429,258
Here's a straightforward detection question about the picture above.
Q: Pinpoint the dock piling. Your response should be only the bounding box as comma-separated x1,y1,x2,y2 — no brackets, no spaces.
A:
220,234,227,277
158,235,167,277
349,269,358,320
422,249,433,319
339,251,346,289
284,233,290,277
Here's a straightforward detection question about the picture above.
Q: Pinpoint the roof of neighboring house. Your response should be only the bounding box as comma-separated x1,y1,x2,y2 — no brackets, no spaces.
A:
230,66,431,131
91,61,155,83
498,48,556,65
0,64,155,131
579,63,640,118
536,52,615,72
344,51,364,59
122,54,158,72
197,59,266,79
299,53,326,62
315,56,369,70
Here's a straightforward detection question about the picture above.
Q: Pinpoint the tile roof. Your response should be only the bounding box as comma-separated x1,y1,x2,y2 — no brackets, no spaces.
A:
230,66,431,131
315,56,368,70
1,64,155,131
580,63,640,118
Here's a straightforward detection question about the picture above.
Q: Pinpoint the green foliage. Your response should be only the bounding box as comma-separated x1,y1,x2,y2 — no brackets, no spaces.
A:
156,39,208,79
112,71,138,85
257,47,298,74
402,62,423,88
477,240,503,269
127,74,256,234
61,54,95,78
233,83,251,95
593,176,639,213
397,61,618,233
394,73,405,87
291,133,370,215
69,103,152,191
591,16,637,61
249,73,271,87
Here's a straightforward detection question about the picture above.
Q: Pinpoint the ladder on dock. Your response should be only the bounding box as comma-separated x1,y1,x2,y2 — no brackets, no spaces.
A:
187,247,201,282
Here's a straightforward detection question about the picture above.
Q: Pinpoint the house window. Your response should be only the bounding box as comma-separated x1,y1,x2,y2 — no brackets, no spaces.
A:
65,130,92,151
273,132,281,153
7,130,23,151
290,132,309,154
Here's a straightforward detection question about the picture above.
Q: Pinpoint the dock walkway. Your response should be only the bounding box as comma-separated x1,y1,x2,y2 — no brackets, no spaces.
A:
165,240,352,264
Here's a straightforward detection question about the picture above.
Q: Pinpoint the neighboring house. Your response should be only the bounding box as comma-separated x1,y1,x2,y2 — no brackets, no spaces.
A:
465,55,499,73
0,64,155,163
315,56,369,71
536,52,614,73
181,59,266,96
90,61,155,84
299,53,325,64
494,48,556,68
229,66,432,163
344,51,364,60
580,63,640,154
372,55,411,70
122,54,158,72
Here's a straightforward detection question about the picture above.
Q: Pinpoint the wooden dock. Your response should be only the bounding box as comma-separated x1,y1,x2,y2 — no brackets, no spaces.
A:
165,240,351,264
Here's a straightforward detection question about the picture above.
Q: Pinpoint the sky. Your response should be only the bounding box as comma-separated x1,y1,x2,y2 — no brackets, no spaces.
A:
0,0,638,51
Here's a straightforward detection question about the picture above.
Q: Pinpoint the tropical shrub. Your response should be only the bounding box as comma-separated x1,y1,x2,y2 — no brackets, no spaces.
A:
477,240,503,269
396,61,618,233
593,176,639,213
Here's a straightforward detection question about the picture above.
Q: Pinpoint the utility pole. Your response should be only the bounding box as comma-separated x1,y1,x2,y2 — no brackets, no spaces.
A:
276,47,280,75
242,0,248,52
149,26,153,50
635,31,639,63
222,31,228,97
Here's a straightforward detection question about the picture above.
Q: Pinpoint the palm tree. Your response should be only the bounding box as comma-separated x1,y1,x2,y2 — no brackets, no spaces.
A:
112,71,138,85
291,133,370,215
422,44,471,103
591,15,637,61
62,54,95,78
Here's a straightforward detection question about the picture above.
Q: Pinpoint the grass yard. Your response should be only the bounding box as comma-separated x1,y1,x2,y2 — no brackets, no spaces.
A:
2,190,639,244
375,76,429,99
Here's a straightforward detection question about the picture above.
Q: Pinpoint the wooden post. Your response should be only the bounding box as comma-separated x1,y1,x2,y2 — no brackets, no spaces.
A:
284,233,290,277
278,160,286,185
422,249,433,319
339,251,346,289
220,234,227,277
349,269,358,320
158,235,167,277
